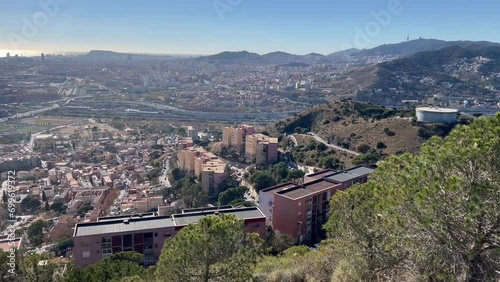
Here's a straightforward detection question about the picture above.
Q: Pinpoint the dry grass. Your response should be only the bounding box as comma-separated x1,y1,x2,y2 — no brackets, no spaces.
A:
318,117,424,155
57,123,124,137
26,116,80,126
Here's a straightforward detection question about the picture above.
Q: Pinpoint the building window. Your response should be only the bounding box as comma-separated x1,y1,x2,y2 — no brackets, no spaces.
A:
102,248,112,259
123,234,133,252
298,201,302,207
82,251,90,258
144,232,153,243
101,237,112,258
254,223,260,228
298,211,301,217
101,237,112,249
81,240,89,247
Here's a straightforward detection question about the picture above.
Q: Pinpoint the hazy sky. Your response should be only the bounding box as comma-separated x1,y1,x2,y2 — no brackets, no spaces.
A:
0,0,498,55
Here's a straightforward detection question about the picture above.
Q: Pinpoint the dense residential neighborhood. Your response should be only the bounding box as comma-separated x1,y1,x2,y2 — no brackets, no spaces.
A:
0,115,377,275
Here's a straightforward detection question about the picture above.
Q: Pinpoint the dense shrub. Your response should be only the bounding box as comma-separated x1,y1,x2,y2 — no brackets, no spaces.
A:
383,127,396,136
356,143,371,154
376,141,387,149
352,153,379,166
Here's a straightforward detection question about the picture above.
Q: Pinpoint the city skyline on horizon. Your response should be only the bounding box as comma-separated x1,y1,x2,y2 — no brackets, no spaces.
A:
0,0,499,56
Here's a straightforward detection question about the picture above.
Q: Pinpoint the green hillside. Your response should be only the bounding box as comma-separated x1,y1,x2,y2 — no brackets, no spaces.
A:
269,100,471,168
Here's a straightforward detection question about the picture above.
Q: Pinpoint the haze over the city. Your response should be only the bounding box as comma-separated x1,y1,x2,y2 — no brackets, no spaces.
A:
1,0,499,56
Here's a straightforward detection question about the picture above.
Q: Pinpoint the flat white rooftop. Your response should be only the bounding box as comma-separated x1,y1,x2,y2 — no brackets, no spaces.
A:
416,107,458,113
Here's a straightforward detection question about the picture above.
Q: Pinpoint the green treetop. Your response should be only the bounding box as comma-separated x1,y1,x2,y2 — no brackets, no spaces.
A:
325,113,500,281
155,214,264,282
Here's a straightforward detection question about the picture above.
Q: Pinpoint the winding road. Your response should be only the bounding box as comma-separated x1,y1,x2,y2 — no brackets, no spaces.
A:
293,133,361,156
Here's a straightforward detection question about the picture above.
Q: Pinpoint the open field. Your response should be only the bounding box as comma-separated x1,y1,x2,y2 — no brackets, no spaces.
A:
17,126,50,134
57,123,125,137
0,124,50,134
22,116,83,126
0,124,11,132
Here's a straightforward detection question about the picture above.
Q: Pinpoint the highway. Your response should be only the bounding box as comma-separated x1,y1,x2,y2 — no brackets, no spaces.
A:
0,104,60,123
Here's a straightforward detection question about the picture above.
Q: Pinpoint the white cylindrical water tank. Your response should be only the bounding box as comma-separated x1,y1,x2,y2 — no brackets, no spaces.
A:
416,107,458,124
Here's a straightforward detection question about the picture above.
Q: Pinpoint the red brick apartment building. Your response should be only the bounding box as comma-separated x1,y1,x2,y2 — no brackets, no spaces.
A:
73,206,266,267
259,166,374,243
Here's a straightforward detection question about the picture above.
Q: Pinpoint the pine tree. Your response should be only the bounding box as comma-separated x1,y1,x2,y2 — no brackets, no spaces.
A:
156,214,264,282
325,113,500,281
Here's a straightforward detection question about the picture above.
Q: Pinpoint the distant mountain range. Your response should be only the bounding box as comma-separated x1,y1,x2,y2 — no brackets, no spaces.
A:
191,39,500,66
353,39,500,57
82,39,500,66
329,44,500,105
196,50,327,66
83,50,195,61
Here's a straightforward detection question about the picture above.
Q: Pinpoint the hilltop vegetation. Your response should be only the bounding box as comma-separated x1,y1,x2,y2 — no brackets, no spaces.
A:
274,100,414,135
354,38,500,57
272,100,465,167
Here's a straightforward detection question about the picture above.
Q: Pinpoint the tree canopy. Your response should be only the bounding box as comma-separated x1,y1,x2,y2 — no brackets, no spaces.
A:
0,252,60,282
21,197,41,214
27,220,48,246
324,113,500,281
218,186,247,205
77,203,94,217
248,162,305,191
155,214,264,282
64,252,149,282
249,171,277,192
